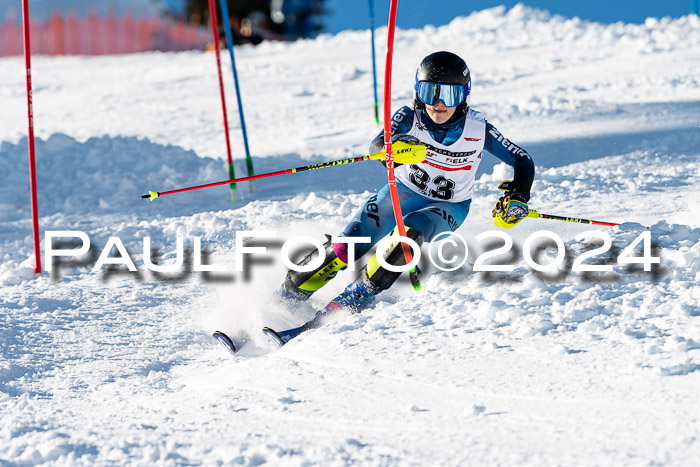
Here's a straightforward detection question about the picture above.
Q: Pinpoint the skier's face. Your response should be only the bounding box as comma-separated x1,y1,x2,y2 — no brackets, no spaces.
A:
425,101,455,124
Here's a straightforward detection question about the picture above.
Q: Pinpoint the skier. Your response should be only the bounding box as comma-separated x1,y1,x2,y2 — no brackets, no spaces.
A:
263,51,535,346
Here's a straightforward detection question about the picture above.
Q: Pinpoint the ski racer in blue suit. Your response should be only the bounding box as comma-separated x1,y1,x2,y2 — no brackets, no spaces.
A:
265,51,535,346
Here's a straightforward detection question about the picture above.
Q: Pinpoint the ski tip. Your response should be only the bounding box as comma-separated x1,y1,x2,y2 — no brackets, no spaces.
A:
212,331,237,355
262,327,285,348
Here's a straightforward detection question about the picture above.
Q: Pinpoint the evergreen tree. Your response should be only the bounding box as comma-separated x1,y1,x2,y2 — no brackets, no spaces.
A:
181,0,326,38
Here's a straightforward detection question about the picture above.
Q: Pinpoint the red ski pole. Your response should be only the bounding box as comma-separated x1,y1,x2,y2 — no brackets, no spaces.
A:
207,0,237,202
140,143,426,201
22,0,41,274
528,210,649,228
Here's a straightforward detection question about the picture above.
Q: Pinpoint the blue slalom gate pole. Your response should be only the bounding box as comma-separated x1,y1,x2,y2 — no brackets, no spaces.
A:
218,0,256,192
369,0,380,124
693,0,699,15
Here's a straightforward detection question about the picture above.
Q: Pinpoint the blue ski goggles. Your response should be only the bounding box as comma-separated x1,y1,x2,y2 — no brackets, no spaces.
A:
414,80,470,107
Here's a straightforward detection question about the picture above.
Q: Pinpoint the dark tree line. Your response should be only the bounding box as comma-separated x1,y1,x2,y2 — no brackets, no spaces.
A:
175,0,327,38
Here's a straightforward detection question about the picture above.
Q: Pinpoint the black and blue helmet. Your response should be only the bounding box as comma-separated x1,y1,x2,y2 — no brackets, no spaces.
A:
414,51,471,120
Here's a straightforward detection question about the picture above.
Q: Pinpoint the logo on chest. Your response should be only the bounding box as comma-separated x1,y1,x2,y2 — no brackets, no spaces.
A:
424,143,476,159
445,156,474,165
422,143,480,171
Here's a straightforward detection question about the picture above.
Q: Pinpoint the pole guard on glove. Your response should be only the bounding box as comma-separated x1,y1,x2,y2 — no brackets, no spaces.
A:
492,180,529,229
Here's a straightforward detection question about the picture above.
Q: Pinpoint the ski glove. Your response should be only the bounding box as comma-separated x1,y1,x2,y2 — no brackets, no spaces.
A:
378,134,422,168
391,134,421,146
493,191,529,229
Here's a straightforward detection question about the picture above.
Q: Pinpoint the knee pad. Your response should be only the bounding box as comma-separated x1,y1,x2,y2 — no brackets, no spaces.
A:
282,234,348,301
364,227,424,292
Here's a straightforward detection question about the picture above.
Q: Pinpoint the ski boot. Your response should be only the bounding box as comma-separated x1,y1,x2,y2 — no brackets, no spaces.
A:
266,227,424,347
264,267,380,348
279,234,348,302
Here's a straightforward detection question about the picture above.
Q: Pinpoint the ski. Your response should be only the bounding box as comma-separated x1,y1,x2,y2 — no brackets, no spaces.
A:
262,326,306,348
212,330,237,355
212,330,250,356
261,281,374,348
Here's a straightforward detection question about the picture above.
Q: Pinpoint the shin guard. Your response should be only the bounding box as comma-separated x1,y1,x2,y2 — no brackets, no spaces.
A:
364,227,424,292
281,234,347,301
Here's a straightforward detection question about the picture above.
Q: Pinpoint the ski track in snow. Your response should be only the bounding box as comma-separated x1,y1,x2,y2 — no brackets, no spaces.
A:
1,5,699,466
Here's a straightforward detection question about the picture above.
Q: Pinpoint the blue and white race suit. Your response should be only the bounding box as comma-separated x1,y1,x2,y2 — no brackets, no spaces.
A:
343,103,535,258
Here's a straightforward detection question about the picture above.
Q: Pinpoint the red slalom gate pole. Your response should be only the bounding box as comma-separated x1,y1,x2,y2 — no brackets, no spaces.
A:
382,0,420,290
206,0,238,202
22,0,42,274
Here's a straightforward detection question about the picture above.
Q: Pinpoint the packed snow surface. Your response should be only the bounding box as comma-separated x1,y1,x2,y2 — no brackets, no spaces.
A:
1,5,699,465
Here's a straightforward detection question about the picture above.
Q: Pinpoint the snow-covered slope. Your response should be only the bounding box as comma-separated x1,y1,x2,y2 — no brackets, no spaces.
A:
1,5,699,465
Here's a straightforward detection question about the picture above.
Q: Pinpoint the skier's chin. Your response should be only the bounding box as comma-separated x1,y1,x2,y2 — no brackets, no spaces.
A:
428,111,450,124
425,105,455,124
